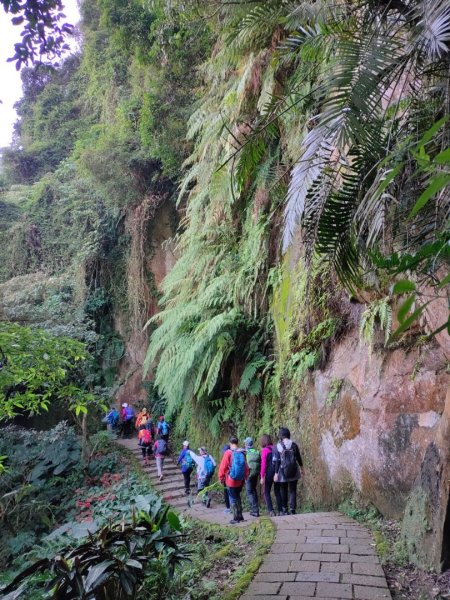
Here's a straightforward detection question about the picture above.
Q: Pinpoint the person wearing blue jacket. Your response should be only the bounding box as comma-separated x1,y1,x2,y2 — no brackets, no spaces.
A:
177,440,194,494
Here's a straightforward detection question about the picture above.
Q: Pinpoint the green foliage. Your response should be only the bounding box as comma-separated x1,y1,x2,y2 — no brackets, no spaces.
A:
1,496,186,600
0,322,93,420
359,297,392,351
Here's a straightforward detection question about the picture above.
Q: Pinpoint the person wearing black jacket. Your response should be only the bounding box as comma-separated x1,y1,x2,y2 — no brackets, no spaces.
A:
272,427,303,515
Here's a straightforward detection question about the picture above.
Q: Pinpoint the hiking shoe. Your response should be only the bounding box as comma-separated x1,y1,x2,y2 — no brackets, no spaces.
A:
159,475,163,482
290,509,296,515
185,489,190,495
280,509,288,516
223,508,231,513
206,498,211,508
229,519,240,524
249,512,260,517
268,511,276,517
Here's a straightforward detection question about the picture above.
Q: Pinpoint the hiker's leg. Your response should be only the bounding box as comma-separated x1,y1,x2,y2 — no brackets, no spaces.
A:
288,480,298,513
155,457,163,478
203,475,211,506
224,485,230,509
236,485,244,520
227,486,239,520
246,475,258,514
273,482,283,513
183,470,190,493
279,482,288,513
264,473,274,513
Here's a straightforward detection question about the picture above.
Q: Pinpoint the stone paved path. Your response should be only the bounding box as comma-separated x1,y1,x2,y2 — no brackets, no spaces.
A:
241,512,392,600
117,438,392,599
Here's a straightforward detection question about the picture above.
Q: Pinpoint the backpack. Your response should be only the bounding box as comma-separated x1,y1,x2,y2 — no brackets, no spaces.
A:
203,455,215,477
125,406,133,420
280,442,298,479
181,451,194,470
246,448,261,478
160,421,169,436
155,439,167,455
140,429,152,445
229,450,245,481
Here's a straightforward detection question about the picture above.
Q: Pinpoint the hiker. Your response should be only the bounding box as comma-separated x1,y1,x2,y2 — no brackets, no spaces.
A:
121,403,135,438
177,440,194,494
104,407,119,432
260,433,277,517
188,447,216,507
218,436,249,524
244,437,261,517
272,427,304,515
138,423,152,464
153,434,168,481
135,407,149,429
221,444,231,514
156,415,170,443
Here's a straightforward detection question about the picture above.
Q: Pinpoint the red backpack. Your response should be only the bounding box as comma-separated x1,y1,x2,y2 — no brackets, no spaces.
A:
139,429,152,445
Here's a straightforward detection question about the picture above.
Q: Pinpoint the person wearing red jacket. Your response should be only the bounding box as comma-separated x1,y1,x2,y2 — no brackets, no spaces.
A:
218,436,249,524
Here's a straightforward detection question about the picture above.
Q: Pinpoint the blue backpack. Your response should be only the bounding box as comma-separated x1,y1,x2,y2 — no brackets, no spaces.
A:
204,455,215,477
161,421,170,435
229,450,245,481
182,451,194,470
125,406,133,420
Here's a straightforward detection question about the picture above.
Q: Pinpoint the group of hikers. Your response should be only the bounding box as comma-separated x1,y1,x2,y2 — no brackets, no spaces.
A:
104,405,303,524
177,429,303,524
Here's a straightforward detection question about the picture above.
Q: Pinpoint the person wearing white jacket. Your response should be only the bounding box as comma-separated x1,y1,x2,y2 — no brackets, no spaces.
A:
188,447,216,507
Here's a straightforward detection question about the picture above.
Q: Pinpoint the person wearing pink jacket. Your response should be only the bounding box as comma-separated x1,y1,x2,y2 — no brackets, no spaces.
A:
259,433,277,517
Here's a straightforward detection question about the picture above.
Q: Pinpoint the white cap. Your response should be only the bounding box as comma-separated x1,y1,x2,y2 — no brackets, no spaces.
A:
182,440,189,446
122,403,128,407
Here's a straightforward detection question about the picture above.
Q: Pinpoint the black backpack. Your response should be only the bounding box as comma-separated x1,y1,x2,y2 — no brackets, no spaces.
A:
280,442,298,479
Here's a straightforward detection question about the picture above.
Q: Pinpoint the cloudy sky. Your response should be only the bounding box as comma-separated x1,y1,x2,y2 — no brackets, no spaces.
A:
0,1,80,148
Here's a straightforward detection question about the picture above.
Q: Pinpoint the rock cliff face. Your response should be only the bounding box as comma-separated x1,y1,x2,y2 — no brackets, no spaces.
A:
114,200,177,405
295,315,449,570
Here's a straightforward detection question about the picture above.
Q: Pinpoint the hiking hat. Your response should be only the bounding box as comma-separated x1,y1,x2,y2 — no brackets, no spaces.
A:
198,446,207,454
183,440,189,447
122,403,128,407
244,437,253,448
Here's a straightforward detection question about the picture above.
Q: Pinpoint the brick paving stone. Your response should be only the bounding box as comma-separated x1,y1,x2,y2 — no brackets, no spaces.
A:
288,561,321,572
288,597,331,600
265,553,300,562
320,561,352,574
321,528,338,535
259,561,291,572
341,553,380,563
245,582,281,595
336,527,371,538
306,536,340,544
241,596,288,600
315,582,352,598
254,573,296,583
348,543,377,555
301,528,324,536
354,585,392,599
271,543,296,552
280,582,316,596
342,574,388,587
302,552,340,562
295,543,322,553
352,562,386,576
322,543,350,553
295,572,339,583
